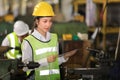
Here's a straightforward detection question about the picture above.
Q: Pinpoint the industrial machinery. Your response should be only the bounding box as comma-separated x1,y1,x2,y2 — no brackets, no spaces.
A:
0,59,17,80
62,47,116,80
0,46,40,80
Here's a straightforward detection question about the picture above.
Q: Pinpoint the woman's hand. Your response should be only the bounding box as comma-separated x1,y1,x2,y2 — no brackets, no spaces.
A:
47,55,57,63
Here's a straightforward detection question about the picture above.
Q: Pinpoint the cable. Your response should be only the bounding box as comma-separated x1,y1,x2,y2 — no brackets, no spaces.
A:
115,27,120,60
0,69,15,79
91,27,101,44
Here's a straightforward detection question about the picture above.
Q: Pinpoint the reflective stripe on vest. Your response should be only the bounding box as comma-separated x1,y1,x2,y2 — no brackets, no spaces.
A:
8,33,15,53
6,52,15,59
40,69,60,75
36,47,57,55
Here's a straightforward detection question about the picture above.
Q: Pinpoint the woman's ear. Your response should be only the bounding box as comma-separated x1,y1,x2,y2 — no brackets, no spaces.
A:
35,19,39,25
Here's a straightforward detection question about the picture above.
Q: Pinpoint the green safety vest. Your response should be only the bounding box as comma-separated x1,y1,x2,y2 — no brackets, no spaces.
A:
24,33,60,80
6,32,21,59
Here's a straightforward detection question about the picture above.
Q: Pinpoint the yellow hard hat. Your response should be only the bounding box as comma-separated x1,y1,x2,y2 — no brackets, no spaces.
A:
4,14,14,22
32,1,55,16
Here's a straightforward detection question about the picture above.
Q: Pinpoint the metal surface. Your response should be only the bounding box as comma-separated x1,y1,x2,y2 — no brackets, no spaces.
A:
67,67,110,75
0,59,17,80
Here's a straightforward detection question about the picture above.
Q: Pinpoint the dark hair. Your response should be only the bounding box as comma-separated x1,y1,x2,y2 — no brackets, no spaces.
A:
31,16,41,33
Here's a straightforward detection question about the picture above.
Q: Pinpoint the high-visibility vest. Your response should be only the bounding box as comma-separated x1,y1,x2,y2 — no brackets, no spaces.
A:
6,32,21,59
24,33,60,80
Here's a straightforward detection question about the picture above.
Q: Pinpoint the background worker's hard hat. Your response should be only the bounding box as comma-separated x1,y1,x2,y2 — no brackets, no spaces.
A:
14,20,29,36
32,1,55,16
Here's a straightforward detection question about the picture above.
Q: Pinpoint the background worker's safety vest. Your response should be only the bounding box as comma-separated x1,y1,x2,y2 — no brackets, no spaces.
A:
6,32,21,59
25,33,60,80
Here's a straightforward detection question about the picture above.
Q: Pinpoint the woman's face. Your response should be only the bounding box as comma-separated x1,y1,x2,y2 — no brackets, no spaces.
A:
36,17,53,35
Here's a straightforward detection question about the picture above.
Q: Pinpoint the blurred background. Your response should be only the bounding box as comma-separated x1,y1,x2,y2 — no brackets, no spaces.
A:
0,0,120,80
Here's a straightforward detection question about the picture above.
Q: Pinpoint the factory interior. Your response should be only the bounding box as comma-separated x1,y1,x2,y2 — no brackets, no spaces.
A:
0,0,120,80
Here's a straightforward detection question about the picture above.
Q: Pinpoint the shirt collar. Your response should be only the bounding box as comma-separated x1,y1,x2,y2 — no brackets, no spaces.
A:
32,29,51,42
